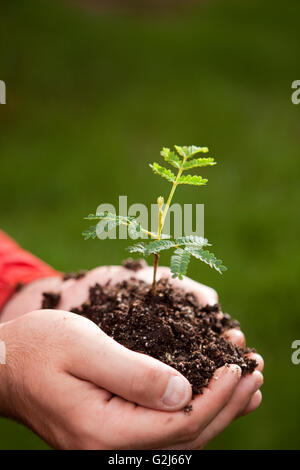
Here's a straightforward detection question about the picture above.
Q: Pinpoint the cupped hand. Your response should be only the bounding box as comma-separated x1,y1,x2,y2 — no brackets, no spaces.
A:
0,264,264,449
0,263,256,358
0,308,263,450
1,265,218,322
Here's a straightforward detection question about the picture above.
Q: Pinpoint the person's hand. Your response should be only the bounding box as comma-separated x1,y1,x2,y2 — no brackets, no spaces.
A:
1,264,239,324
0,308,263,450
0,263,258,359
0,264,264,449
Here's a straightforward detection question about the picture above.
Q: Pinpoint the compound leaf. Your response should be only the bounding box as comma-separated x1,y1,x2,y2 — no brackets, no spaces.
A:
84,212,135,223
84,213,105,220
84,212,147,239
128,219,142,239
82,226,97,240
186,247,227,274
127,239,176,256
160,147,182,169
176,235,210,248
127,243,147,255
174,145,209,159
183,157,216,170
96,218,121,237
178,174,208,186
144,239,177,254
150,163,176,183
170,248,191,280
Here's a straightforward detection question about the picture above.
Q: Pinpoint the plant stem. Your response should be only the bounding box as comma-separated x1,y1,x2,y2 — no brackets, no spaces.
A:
160,156,187,236
151,156,187,293
152,253,159,294
152,197,163,294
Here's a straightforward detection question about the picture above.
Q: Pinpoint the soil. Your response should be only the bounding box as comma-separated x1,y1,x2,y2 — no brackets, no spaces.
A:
42,292,61,309
63,270,87,281
41,260,257,395
122,258,148,271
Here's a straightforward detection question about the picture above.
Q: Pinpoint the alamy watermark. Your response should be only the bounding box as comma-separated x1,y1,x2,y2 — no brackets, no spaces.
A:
0,341,6,365
0,80,6,104
94,196,204,239
291,340,300,365
291,80,300,104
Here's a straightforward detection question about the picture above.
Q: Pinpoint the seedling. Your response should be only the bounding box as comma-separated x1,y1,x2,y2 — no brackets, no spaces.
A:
83,145,227,294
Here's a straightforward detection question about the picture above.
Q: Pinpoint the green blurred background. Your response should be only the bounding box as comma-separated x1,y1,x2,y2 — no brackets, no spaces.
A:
1,0,300,449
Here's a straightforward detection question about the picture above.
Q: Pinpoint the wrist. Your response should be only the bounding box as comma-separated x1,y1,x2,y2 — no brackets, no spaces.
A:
0,230,60,314
0,322,12,418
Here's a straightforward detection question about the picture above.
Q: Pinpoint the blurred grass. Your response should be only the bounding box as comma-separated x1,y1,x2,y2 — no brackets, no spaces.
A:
0,0,300,449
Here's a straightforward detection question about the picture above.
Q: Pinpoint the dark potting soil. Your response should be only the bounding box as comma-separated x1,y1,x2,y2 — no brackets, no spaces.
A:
122,258,148,271
42,271,86,308
41,261,257,394
42,292,61,309
63,270,87,281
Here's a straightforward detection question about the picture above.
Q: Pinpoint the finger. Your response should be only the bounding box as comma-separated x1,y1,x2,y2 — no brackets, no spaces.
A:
98,364,242,449
246,353,264,372
135,266,218,306
238,390,262,417
63,312,192,411
221,332,264,372
168,370,263,450
197,370,263,448
223,328,246,348
59,266,133,311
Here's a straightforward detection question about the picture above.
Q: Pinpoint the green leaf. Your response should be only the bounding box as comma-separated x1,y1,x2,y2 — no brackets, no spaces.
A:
176,235,210,248
84,212,135,223
174,145,209,159
127,239,176,256
149,163,176,183
128,220,142,239
84,212,150,240
186,247,227,274
177,174,208,186
174,145,186,158
170,248,191,280
96,218,120,237
160,147,182,169
127,243,147,255
82,226,97,240
145,239,177,254
84,213,106,220
127,236,210,257
183,157,216,170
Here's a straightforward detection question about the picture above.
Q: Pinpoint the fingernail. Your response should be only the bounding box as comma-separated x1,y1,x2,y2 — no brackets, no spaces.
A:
162,375,189,408
252,371,264,391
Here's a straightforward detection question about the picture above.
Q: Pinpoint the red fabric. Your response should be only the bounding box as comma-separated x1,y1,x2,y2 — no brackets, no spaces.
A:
0,230,59,310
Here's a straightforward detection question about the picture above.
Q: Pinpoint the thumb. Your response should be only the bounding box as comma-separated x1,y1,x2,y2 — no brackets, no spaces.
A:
66,313,192,411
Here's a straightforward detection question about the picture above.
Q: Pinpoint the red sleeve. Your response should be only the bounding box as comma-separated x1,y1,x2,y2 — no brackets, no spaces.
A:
0,230,59,311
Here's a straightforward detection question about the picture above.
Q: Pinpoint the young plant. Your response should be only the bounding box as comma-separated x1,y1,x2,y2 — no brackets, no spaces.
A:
83,145,227,294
